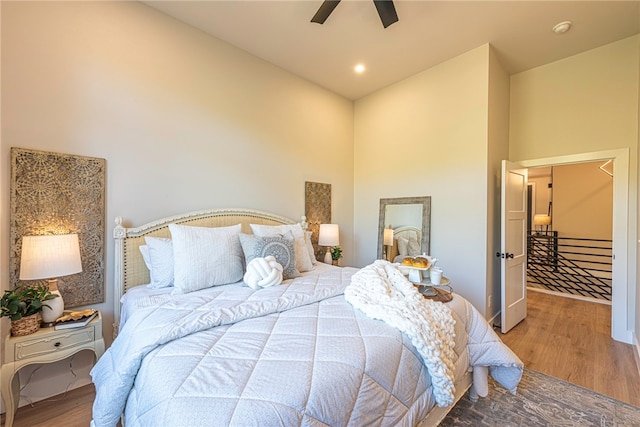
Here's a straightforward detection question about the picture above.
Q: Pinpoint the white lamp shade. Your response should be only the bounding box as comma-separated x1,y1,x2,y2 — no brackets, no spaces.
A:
318,224,340,247
383,228,394,246
533,214,552,226
20,234,82,280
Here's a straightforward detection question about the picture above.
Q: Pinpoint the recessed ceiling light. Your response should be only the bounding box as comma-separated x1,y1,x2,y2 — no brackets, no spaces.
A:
354,64,366,74
552,21,572,34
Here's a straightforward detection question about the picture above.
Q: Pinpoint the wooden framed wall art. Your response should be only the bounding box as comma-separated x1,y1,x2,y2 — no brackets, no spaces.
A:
304,181,331,262
10,147,106,307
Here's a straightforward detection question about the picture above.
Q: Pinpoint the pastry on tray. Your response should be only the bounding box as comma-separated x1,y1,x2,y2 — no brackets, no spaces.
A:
401,256,431,269
401,257,415,266
413,257,430,268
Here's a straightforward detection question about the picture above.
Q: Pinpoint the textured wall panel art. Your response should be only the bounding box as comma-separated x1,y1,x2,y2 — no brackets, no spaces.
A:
304,181,331,261
10,147,106,307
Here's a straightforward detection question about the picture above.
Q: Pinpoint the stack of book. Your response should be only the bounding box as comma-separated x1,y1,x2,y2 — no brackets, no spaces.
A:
54,309,98,330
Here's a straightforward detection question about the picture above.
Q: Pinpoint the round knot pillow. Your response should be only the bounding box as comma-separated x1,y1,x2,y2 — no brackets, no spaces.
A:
243,256,284,289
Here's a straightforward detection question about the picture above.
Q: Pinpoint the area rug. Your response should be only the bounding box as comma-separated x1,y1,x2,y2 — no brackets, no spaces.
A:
440,368,640,426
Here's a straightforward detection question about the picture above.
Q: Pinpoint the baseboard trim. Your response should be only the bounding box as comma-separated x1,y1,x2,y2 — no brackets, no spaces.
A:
527,286,611,306
634,334,640,380
488,311,501,329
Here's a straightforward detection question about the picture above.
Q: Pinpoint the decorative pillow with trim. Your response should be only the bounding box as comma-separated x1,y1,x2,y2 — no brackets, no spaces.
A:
239,233,300,280
250,223,313,272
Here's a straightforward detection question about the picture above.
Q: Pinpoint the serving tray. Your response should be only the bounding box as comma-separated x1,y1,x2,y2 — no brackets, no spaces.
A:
417,285,453,303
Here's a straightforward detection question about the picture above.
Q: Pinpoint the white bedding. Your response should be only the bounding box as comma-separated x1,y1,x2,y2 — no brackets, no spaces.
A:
93,264,522,427
119,262,337,329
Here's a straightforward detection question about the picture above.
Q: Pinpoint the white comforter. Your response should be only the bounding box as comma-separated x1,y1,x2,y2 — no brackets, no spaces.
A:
346,261,457,407
91,266,522,427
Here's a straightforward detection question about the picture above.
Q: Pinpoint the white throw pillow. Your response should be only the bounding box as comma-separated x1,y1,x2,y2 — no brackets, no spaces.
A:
408,235,421,256
397,237,409,256
169,223,243,294
139,245,151,270
304,231,317,265
250,223,304,238
284,230,313,272
145,237,174,289
250,223,314,272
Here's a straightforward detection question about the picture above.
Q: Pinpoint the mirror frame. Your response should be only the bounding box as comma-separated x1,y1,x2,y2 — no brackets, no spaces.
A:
377,196,431,260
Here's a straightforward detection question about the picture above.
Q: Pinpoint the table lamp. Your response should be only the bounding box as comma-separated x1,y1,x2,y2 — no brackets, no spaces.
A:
383,227,394,261
318,224,339,264
19,234,82,326
533,214,552,234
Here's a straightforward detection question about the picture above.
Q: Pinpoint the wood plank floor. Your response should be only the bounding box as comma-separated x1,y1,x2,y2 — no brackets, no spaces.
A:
3,290,639,426
498,290,640,407
1,383,97,427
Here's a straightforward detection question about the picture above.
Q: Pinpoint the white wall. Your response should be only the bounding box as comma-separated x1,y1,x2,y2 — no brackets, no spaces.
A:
486,46,511,319
510,35,639,345
528,164,612,240
1,1,354,407
553,162,613,240
353,44,494,315
510,36,639,162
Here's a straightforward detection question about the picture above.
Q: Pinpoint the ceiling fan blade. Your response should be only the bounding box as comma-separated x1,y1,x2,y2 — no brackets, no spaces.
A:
311,0,341,24
373,0,398,28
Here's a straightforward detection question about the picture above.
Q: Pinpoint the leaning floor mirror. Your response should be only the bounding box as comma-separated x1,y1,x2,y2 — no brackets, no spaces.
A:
378,196,431,262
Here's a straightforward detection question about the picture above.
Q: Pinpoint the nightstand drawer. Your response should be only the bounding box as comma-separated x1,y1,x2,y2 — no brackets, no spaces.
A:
14,327,95,361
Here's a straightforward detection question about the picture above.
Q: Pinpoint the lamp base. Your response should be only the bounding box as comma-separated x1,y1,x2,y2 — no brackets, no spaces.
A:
384,245,393,261
41,289,64,326
324,248,332,264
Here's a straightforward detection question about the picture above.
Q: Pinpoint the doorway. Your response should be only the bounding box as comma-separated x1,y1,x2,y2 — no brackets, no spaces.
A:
519,148,632,344
526,163,613,303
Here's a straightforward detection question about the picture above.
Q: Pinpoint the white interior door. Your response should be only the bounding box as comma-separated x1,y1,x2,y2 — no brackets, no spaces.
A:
500,161,528,333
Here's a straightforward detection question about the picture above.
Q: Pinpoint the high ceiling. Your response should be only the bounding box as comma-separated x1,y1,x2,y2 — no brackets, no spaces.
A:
144,1,640,100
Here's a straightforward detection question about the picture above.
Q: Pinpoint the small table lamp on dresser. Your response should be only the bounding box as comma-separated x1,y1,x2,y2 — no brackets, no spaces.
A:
19,234,83,326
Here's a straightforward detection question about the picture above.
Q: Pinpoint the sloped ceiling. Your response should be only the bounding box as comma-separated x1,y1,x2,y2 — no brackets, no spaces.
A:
145,1,640,100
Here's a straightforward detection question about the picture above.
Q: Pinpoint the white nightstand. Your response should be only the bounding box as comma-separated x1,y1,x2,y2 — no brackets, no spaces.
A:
1,312,105,427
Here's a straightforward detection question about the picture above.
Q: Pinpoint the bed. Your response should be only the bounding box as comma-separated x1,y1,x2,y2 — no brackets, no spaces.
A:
91,208,523,427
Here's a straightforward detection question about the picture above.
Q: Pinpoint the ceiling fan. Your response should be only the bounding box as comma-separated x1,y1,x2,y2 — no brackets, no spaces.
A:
311,0,399,29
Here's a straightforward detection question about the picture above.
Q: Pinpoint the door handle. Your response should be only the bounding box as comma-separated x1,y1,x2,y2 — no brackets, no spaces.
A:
496,252,514,259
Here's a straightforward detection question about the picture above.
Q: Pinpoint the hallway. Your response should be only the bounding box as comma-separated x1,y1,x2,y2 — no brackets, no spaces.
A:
499,290,640,407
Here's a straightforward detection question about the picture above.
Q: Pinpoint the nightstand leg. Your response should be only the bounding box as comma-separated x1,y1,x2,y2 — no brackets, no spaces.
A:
1,365,19,427
95,338,105,359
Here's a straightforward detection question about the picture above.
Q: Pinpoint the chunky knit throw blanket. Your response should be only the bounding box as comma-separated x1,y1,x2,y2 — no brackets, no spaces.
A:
344,260,456,407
